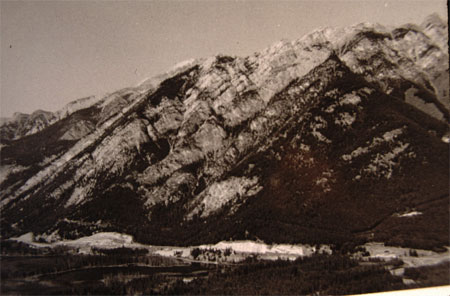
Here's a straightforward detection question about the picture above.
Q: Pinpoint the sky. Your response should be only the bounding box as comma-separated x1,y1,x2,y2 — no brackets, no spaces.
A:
0,0,448,118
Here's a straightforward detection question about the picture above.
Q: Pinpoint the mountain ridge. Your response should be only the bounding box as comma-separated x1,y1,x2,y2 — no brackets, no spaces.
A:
1,14,447,142
1,15,448,251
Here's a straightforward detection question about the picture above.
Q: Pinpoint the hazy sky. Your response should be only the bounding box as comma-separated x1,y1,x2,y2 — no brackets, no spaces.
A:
1,0,448,117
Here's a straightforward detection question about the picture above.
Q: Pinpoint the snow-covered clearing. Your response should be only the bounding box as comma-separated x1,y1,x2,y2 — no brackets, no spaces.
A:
11,232,146,254
10,232,450,268
11,232,35,244
10,232,329,261
154,240,332,262
360,242,450,268
202,241,325,260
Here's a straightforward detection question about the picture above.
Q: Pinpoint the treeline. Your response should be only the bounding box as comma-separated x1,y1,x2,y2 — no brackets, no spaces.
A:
0,240,48,256
1,244,168,280
403,261,450,287
190,247,233,261
77,253,408,295
164,254,406,295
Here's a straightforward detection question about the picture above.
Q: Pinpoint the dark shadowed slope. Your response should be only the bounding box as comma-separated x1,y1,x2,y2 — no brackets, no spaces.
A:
1,16,448,251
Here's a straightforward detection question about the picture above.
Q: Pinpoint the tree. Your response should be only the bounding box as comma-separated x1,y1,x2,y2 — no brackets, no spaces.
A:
191,248,201,259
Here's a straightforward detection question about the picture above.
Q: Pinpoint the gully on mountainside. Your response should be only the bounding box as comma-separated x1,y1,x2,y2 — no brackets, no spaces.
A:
0,15,448,251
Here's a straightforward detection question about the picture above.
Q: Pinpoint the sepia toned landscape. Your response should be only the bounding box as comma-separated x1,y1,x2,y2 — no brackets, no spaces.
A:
1,1,449,295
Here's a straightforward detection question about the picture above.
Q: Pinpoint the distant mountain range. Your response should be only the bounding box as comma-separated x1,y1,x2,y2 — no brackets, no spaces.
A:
1,14,448,251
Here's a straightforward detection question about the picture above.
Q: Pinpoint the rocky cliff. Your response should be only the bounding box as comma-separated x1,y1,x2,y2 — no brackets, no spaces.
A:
1,14,448,249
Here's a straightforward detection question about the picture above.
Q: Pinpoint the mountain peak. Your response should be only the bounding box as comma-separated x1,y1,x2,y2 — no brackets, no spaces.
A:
421,12,447,29
420,12,448,52
1,16,448,253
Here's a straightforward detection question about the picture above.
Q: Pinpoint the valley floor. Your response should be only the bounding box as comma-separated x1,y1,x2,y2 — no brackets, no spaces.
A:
10,231,450,268
1,231,449,294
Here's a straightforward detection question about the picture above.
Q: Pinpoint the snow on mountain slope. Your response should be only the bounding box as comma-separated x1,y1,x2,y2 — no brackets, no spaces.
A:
0,15,448,251
0,110,57,140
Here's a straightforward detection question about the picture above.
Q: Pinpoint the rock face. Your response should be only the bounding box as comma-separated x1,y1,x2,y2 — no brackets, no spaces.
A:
1,15,448,249
0,110,57,141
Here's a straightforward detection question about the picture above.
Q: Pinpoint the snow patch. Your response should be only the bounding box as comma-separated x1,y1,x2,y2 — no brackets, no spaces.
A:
313,116,327,128
315,178,328,185
381,128,404,142
325,92,361,114
324,104,337,113
361,242,450,268
10,232,144,254
205,241,306,256
396,211,423,217
334,112,356,127
154,248,191,258
171,58,198,72
56,95,101,120
155,240,332,262
314,169,334,192
51,232,140,254
299,143,310,152
342,146,369,161
342,127,414,178
11,232,34,244
310,116,331,143
312,130,331,143
342,127,406,163
364,142,411,179
59,232,133,247
340,93,361,105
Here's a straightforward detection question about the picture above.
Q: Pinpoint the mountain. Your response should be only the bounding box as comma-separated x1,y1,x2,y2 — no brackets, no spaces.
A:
0,110,57,141
0,15,448,251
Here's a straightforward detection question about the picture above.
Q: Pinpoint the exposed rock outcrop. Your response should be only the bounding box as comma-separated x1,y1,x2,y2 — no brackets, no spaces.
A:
1,15,448,250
